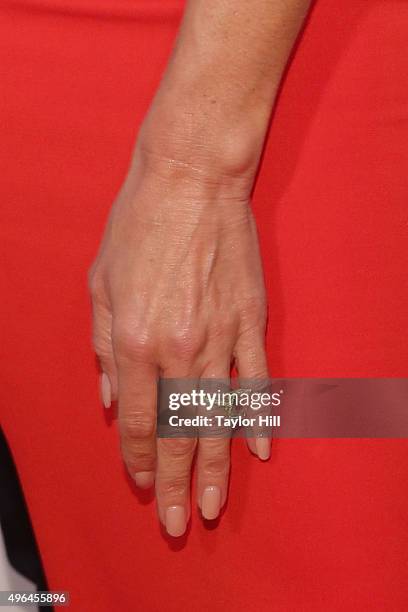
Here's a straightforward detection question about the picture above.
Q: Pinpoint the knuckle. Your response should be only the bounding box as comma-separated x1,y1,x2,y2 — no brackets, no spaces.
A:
159,476,189,498
201,457,229,478
92,324,111,354
209,318,237,343
92,338,112,363
241,295,267,324
120,413,155,442
91,324,113,363
113,323,154,361
167,329,204,360
160,437,197,458
250,366,269,379
121,446,153,473
200,442,230,475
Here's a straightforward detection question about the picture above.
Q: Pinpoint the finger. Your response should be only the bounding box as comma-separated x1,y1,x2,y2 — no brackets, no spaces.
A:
156,349,206,537
117,360,158,489
197,436,230,520
156,436,197,537
233,327,271,461
196,359,231,521
90,284,118,408
113,325,158,488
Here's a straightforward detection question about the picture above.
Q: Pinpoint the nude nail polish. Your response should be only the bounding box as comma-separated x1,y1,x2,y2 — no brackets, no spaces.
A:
256,437,270,461
165,506,186,537
201,486,221,520
100,372,111,409
134,471,154,489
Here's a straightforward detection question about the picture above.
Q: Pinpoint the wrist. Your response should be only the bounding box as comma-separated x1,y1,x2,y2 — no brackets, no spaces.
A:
135,94,270,193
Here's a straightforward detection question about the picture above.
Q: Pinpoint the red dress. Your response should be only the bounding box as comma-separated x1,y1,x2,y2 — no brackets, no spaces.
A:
1,0,408,609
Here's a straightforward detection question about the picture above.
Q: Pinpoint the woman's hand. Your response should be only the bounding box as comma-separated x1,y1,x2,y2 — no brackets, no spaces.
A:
89,136,269,537
89,0,310,536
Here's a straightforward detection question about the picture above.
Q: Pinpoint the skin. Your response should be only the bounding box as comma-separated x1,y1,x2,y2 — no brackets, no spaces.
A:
89,0,311,537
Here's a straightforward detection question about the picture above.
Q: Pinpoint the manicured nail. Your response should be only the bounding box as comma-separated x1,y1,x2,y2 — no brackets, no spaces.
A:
256,437,270,461
100,372,111,409
165,506,186,537
133,471,154,489
201,486,221,520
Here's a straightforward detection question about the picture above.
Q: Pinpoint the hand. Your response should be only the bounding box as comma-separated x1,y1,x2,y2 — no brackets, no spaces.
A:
89,0,311,537
89,135,270,537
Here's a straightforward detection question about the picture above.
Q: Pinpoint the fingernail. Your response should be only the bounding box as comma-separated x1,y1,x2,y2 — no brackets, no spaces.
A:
201,486,221,520
133,471,154,489
100,372,111,409
165,506,186,537
256,437,270,461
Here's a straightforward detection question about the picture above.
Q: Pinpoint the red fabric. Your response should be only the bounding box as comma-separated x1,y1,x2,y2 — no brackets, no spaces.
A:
1,1,408,609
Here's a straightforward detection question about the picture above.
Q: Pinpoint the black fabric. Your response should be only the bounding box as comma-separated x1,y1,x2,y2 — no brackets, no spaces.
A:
0,427,50,611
